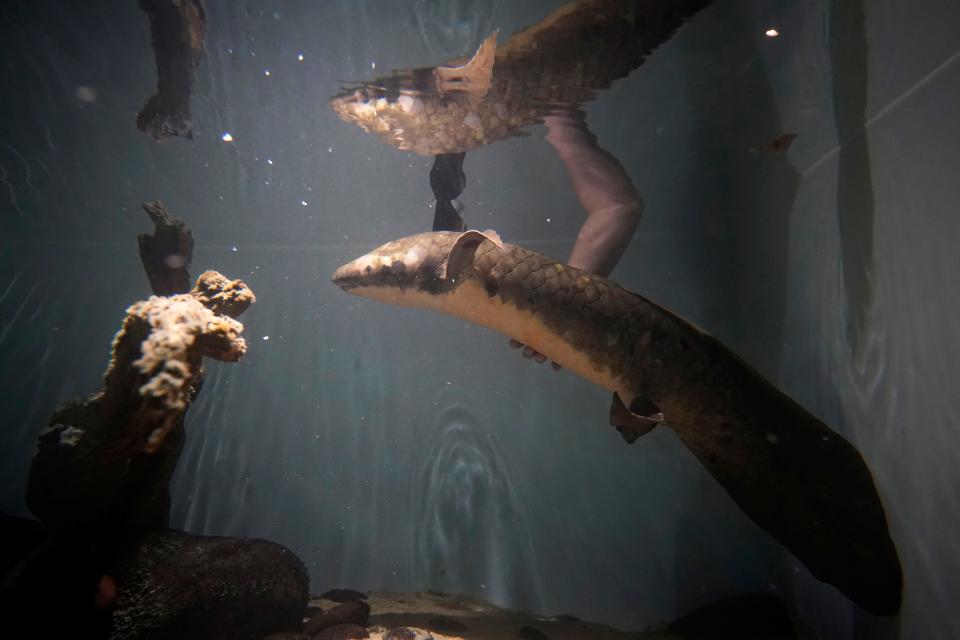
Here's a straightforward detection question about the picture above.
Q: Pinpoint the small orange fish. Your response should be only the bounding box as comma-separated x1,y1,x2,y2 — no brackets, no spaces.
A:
750,132,798,155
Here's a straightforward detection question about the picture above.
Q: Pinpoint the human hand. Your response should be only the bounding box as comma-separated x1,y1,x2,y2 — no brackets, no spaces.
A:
509,339,562,371
94,574,117,609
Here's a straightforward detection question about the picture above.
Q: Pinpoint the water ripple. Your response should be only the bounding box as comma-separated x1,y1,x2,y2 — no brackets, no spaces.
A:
410,0,500,61
406,389,543,611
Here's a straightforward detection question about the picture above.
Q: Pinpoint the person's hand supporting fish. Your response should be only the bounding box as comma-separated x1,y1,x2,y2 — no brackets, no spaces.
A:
513,108,643,369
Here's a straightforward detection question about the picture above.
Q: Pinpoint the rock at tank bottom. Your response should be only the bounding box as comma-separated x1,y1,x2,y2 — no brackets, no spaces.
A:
109,530,309,640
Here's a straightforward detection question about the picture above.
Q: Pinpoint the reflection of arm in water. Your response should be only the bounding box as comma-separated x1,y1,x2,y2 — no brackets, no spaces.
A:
430,152,468,232
514,109,643,366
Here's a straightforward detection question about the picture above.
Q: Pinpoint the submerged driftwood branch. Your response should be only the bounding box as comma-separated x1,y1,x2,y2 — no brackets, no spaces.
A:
137,0,206,141
138,201,195,295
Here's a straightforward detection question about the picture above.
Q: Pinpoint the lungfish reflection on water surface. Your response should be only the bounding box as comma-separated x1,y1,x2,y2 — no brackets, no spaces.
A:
330,0,717,155
332,230,903,616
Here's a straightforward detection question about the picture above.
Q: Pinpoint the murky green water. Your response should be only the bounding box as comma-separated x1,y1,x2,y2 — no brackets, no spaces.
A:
1,1,958,638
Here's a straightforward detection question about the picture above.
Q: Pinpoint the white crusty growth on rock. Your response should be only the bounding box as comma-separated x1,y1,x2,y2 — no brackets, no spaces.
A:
99,270,255,452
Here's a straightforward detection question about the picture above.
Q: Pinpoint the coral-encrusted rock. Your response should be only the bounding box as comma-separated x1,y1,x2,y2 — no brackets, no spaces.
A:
25,271,254,533
110,531,308,640
192,270,256,318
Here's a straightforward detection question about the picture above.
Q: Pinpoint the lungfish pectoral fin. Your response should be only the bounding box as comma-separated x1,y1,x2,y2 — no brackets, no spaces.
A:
609,391,664,444
443,229,504,282
435,31,498,97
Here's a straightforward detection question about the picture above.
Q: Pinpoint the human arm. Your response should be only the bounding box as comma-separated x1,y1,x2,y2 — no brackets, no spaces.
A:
544,108,643,277
513,109,643,368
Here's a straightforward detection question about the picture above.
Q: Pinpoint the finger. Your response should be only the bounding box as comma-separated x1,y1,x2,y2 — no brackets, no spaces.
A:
551,361,562,371
509,339,523,349
522,346,535,359
533,352,547,363
94,574,117,609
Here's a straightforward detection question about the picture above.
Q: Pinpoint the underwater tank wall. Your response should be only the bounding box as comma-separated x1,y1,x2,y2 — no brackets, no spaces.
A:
0,0,957,638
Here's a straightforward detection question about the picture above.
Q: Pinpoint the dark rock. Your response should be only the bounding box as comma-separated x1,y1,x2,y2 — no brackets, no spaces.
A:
312,623,370,640
518,625,549,639
304,600,371,636
425,616,467,633
319,588,368,602
261,635,309,640
306,606,326,617
0,513,46,575
2,534,113,638
110,531,309,640
666,592,796,640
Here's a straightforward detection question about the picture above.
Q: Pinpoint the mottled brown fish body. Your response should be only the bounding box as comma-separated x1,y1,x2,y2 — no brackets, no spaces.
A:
333,231,901,615
330,0,716,155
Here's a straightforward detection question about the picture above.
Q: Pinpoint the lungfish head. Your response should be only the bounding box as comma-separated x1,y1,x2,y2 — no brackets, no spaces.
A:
332,230,503,305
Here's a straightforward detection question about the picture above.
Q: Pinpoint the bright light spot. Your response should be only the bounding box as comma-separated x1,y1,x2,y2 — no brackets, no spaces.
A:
327,147,333,153
231,246,238,252
301,200,309,206
371,60,376,69
266,158,273,165
546,217,551,223
75,86,98,103
297,53,304,62
163,254,187,268
264,69,271,76
262,335,270,341
765,28,779,37
221,132,234,142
